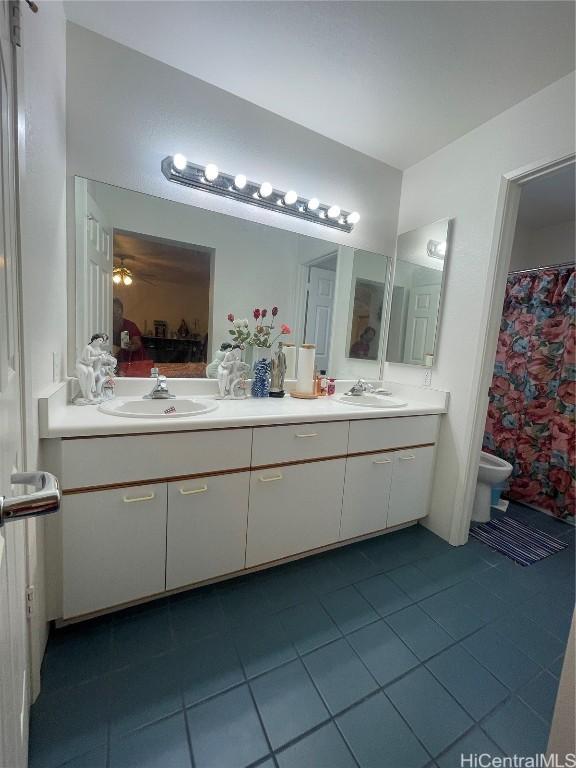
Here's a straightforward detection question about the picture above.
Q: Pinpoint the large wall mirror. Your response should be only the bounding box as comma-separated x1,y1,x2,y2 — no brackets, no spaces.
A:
385,218,452,366
74,178,391,379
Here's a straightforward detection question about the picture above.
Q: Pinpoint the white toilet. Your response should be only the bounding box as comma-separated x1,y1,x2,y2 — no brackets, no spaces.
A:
472,451,514,523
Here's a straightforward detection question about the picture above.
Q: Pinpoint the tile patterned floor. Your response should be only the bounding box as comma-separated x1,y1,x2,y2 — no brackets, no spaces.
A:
30,503,575,768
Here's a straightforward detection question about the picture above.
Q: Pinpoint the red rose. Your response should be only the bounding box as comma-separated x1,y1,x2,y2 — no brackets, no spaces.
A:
272,307,278,317
525,399,555,423
261,309,268,319
506,353,527,379
527,350,556,382
557,380,576,406
541,316,570,343
549,468,573,494
491,377,510,396
227,313,234,322
281,324,291,334
510,478,541,499
253,308,261,320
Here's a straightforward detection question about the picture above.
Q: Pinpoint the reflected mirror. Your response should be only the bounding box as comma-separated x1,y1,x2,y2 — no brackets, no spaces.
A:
74,178,391,379
385,218,452,366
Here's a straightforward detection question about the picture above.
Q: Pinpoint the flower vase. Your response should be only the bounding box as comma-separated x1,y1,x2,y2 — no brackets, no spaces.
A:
251,347,272,398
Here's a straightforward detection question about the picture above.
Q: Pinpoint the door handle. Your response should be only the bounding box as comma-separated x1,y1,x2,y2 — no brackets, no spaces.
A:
399,455,416,461
373,458,392,464
0,472,61,527
295,433,319,439
259,474,283,483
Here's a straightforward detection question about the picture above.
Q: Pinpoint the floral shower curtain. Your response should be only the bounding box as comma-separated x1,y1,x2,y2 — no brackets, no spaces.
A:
483,265,575,519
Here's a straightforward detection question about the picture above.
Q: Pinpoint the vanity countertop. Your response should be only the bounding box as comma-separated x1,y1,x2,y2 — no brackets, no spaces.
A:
39,381,449,438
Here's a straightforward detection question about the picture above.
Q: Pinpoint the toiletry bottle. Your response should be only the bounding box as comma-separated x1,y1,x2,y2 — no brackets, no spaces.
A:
319,370,328,396
314,369,322,396
120,330,130,349
327,378,336,396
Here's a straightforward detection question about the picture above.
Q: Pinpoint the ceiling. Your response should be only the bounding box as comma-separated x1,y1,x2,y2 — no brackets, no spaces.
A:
517,164,575,231
64,1,575,169
113,231,211,284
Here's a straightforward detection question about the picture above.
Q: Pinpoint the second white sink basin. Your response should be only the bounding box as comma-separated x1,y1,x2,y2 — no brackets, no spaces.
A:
99,398,219,419
337,394,407,409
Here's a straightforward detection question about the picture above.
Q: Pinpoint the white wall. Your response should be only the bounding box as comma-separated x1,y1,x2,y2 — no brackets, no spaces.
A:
66,23,401,255
18,1,67,698
510,219,575,271
385,72,575,542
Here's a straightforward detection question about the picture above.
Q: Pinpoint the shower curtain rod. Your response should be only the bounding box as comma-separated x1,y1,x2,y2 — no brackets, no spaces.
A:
508,262,574,275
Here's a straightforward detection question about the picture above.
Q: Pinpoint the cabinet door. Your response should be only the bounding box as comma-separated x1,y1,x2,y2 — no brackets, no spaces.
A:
63,484,167,618
341,453,393,540
246,459,346,568
166,473,249,591
387,446,435,527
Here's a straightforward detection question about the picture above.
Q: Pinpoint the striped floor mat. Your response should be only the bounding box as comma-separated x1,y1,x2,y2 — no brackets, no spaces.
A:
470,516,568,566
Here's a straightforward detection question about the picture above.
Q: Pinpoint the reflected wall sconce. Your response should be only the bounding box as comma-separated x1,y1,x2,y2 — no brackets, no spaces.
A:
161,155,359,233
427,239,447,260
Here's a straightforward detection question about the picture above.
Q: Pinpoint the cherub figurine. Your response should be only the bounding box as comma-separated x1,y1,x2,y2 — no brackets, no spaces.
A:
216,346,250,399
75,333,115,404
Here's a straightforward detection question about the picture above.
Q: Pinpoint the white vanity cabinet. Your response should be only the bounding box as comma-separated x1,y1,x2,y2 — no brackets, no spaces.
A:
62,483,167,618
340,452,394,540
166,472,250,591
49,412,442,621
245,459,346,568
387,446,436,527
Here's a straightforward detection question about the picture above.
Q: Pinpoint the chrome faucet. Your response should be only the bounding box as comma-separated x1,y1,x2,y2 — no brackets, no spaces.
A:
345,379,393,396
345,379,375,396
144,368,175,399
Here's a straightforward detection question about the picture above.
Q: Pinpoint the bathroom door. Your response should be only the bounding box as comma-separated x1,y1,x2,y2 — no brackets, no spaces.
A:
0,5,29,767
402,283,441,365
75,177,113,357
305,266,336,371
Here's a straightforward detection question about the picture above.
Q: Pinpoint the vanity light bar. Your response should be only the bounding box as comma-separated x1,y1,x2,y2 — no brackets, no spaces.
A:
161,156,359,232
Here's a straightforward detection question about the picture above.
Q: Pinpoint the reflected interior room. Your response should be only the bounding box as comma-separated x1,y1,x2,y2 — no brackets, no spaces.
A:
1,2,575,768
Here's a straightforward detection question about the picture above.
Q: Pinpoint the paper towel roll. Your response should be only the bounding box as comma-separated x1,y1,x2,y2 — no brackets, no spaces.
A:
296,345,316,394
283,344,297,379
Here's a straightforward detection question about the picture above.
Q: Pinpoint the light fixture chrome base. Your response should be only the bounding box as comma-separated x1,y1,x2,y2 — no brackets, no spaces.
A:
161,156,355,233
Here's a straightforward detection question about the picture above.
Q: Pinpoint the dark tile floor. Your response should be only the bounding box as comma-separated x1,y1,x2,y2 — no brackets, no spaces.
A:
30,503,575,768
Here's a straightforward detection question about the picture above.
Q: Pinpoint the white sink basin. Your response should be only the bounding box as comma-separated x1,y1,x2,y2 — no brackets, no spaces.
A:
99,398,219,419
337,394,407,409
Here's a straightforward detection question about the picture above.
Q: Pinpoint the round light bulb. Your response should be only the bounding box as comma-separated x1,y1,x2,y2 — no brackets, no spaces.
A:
306,197,319,211
347,211,360,225
173,153,187,170
113,273,122,285
123,274,133,286
204,164,219,182
283,190,298,206
327,205,341,220
259,182,273,198
234,174,247,190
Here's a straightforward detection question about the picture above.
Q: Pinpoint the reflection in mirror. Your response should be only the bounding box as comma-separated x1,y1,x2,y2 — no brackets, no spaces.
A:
74,177,391,378
386,219,451,367
346,250,389,362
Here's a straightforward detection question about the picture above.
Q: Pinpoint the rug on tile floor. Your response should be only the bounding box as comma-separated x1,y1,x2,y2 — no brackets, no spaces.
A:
470,516,568,566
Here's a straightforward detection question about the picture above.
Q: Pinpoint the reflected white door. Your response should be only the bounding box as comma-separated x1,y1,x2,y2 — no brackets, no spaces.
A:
75,178,112,356
0,5,29,766
403,283,441,365
305,266,335,371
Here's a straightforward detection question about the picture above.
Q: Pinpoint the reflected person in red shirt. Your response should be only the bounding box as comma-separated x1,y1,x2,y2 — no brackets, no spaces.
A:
112,297,144,362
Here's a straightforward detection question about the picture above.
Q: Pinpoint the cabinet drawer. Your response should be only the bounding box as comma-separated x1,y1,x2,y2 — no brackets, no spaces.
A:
348,415,439,454
341,452,393,540
251,421,349,466
59,428,252,489
166,472,249,591
245,459,346,567
387,446,435,527
62,483,167,617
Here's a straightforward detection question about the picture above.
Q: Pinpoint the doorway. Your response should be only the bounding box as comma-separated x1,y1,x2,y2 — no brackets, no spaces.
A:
302,252,337,372
460,154,575,541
